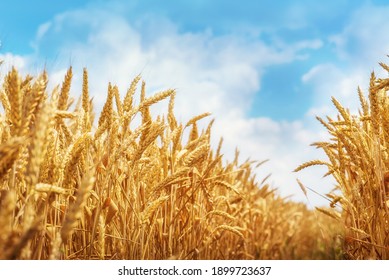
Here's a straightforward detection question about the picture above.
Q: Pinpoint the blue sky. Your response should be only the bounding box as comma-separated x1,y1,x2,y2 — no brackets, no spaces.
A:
2,0,389,205
2,0,386,120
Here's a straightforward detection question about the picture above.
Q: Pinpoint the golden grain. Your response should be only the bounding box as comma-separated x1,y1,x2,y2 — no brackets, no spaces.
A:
0,66,343,260
296,61,389,259
61,171,95,243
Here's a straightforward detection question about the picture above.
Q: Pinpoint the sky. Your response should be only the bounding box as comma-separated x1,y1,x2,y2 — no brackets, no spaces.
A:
1,0,389,207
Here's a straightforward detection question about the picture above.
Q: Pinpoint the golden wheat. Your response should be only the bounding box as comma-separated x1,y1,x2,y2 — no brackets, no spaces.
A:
296,61,389,259
0,66,341,260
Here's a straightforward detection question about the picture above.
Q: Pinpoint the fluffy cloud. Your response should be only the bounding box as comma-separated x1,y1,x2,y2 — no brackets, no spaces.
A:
330,3,389,65
303,2,389,124
0,53,30,74
31,7,325,113
302,63,366,118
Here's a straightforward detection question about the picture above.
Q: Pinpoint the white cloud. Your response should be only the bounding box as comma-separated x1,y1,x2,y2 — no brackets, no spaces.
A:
304,3,389,119
0,53,27,70
330,3,389,66
302,63,366,118
0,53,32,78
35,22,52,42
32,9,302,117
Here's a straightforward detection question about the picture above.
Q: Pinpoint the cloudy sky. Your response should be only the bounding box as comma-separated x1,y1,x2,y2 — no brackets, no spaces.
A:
1,0,389,206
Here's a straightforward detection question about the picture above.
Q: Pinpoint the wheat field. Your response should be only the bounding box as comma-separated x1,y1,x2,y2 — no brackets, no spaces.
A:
295,62,389,260
6,59,387,260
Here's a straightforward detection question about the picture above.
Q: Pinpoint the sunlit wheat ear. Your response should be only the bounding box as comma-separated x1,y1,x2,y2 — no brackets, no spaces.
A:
58,67,72,111
61,172,95,243
206,210,236,221
185,112,211,128
141,195,169,224
0,137,22,180
26,100,55,190
4,67,22,136
60,133,91,189
98,82,114,128
123,74,141,113
213,225,245,239
81,68,92,132
167,92,177,131
181,142,208,167
152,167,190,193
21,71,48,135
315,207,341,221
97,214,105,260
293,160,330,172
114,84,123,119
296,179,308,198
124,88,175,123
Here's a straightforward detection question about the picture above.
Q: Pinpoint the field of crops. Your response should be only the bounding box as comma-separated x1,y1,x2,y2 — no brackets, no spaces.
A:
0,61,387,259
295,63,389,259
